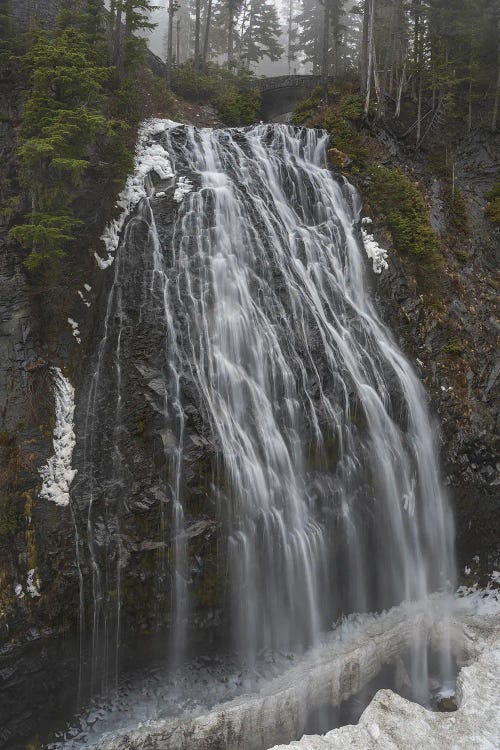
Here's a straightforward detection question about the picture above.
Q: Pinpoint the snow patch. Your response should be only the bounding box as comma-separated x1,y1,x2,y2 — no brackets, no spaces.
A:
67,317,81,344
94,597,456,750
15,583,24,599
26,568,40,598
455,571,500,616
83,283,92,293
361,217,388,274
95,119,178,269
77,290,91,308
173,176,193,203
39,367,77,507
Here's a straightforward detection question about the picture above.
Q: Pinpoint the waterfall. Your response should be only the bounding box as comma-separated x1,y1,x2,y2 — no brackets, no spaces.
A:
74,122,455,703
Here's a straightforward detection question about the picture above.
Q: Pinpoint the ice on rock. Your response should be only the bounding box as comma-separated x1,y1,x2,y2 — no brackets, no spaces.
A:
93,597,457,750
67,317,81,344
78,290,91,307
173,176,193,202
270,589,500,750
96,119,178,269
361,217,389,274
27,568,41,597
15,584,24,599
39,367,77,507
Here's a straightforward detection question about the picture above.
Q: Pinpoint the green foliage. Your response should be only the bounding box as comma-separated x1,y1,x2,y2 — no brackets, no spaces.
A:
172,63,217,102
0,430,21,535
485,183,500,224
10,212,82,269
0,430,16,447
0,499,20,536
365,166,441,265
214,86,261,127
293,93,321,125
321,106,367,166
441,340,464,355
447,186,469,235
172,62,261,125
296,97,367,167
11,29,112,266
339,94,364,122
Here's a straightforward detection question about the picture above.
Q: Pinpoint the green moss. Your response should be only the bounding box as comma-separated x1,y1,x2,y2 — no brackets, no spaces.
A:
0,500,21,535
0,430,15,447
136,419,146,437
172,62,260,126
293,93,321,125
454,249,468,264
364,166,441,266
339,94,364,122
296,100,367,168
485,183,500,224
441,340,464,355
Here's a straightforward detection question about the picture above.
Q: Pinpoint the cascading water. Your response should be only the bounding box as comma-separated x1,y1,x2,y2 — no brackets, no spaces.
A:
72,122,455,712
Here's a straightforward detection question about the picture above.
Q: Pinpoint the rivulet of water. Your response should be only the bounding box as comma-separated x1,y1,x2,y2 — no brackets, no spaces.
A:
74,122,455,705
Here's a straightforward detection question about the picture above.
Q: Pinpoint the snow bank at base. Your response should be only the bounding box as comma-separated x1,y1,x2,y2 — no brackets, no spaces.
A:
361,217,389,274
95,119,177,269
96,597,455,750
39,367,77,506
271,589,500,750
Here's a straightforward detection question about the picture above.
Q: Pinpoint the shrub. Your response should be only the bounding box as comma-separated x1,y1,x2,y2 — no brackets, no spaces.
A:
365,166,441,264
172,62,216,102
172,62,260,126
10,212,82,270
213,86,260,126
485,183,500,224
293,93,321,125
339,93,364,121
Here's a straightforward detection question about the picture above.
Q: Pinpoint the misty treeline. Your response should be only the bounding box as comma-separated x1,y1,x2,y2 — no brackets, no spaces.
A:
160,0,499,132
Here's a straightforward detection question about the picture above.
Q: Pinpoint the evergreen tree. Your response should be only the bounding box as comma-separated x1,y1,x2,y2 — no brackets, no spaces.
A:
237,0,283,67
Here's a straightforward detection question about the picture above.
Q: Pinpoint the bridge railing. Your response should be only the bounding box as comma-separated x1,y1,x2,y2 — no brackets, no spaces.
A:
254,75,335,92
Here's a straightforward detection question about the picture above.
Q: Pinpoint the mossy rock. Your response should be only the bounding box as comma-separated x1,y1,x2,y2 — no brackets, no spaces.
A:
364,166,441,267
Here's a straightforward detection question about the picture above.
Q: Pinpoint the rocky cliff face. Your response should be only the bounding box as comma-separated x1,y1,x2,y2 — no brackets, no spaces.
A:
12,0,65,29
355,125,499,577
0,83,498,747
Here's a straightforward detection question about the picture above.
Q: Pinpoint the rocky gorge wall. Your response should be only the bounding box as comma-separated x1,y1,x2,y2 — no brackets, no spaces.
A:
12,0,65,29
356,125,499,578
0,74,498,749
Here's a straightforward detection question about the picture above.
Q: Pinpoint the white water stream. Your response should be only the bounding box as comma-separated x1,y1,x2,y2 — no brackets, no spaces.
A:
61,121,456,747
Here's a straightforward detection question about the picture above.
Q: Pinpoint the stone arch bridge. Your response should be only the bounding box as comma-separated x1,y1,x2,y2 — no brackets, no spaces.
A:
253,75,333,121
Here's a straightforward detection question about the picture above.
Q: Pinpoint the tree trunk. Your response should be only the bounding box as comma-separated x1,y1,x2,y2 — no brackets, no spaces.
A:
227,0,235,67
321,0,330,100
202,0,213,66
194,0,201,71
411,0,421,100
108,0,117,62
360,0,369,95
287,0,293,74
492,16,500,131
364,0,375,117
376,0,394,120
112,0,123,69
176,17,181,64
395,57,406,118
166,0,174,86
416,70,422,144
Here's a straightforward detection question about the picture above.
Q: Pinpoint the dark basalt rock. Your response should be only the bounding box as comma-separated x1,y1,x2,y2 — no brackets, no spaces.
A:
0,102,498,747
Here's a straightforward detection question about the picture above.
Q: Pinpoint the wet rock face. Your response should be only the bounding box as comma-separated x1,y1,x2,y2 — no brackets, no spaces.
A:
0,111,497,748
365,127,500,574
12,0,64,30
